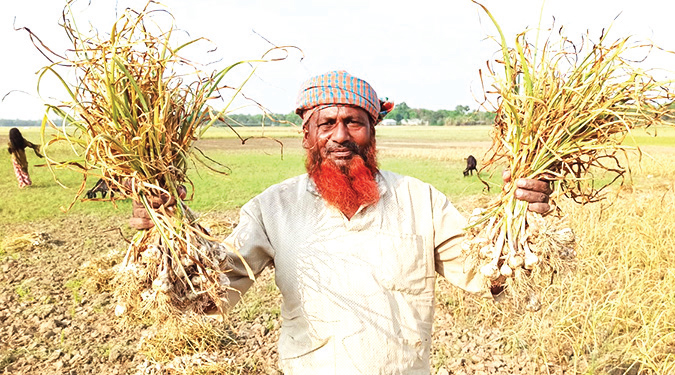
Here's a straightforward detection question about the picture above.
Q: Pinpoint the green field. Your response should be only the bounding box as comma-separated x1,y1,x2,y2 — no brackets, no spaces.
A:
0,125,505,224
2,124,673,225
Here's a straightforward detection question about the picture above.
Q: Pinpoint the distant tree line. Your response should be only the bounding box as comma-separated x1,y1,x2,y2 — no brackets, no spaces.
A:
220,103,496,127
0,115,302,128
0,119,42,127
384,102,496,126
1,104,495,128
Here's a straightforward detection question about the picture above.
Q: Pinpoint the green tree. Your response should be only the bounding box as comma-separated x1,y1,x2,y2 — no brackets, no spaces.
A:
385,102,413,124
454,105,470,115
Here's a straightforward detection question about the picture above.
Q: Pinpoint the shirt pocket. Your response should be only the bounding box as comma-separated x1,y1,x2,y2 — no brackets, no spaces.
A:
374,231,430,294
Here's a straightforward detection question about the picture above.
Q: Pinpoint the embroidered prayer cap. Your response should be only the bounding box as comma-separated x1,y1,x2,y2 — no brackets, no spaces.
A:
295,70,394,125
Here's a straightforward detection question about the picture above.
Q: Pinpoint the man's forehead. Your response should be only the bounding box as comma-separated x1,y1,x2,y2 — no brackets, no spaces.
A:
313,105,370,120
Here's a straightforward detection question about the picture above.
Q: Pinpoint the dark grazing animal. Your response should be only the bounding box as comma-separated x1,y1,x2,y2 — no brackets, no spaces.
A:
463,155,477,177
86,178,114,199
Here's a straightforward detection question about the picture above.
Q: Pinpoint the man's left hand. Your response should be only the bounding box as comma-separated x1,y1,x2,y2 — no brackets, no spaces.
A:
502,170,552,214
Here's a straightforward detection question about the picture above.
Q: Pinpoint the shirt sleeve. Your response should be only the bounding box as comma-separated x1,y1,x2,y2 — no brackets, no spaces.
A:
222,197,275,308
431,189,489,296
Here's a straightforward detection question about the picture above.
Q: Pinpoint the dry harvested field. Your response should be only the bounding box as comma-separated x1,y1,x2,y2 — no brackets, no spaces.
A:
1,126,674,375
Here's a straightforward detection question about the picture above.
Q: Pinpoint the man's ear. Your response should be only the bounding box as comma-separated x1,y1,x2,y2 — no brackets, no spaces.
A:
302,125,310,149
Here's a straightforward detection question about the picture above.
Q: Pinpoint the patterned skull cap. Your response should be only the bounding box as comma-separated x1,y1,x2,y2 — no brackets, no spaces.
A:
295,70,393,125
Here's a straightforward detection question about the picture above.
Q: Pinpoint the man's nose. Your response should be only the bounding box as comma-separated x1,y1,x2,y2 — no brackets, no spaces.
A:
330,122,350,143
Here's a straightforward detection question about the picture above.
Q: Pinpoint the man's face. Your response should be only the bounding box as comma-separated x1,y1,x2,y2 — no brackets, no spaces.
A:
302,105,374,169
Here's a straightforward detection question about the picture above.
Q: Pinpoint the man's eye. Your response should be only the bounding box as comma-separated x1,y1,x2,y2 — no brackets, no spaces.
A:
318,122,336,130
347,120,364,127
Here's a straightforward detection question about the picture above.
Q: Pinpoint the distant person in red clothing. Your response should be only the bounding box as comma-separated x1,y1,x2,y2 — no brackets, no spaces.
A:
7,128,43,188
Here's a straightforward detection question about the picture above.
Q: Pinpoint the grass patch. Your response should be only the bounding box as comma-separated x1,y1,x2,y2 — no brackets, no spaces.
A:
0,348,23,372
5,125,673,225
623,124,675,148
64,278,83,305
231,269,280,323
15,282,32,302
139,314,235,364
0,126,504,225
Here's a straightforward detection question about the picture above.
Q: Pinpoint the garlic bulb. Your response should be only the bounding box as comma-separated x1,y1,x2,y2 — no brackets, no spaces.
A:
500,263,513,276
524,244,539,270
507,254,524,269
480,263,501,280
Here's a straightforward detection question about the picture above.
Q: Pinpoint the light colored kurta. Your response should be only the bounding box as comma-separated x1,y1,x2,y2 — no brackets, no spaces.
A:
223,170,487,375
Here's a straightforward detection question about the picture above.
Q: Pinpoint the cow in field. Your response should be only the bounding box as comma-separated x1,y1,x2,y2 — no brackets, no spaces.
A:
86,178,114,199
463,155,477,177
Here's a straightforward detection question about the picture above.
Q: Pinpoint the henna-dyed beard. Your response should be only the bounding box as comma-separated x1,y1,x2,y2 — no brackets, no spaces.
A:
306,140,379,217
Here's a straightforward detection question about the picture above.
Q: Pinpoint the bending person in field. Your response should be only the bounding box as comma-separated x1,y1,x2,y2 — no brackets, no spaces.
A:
131,70,552,374
7,127,43,188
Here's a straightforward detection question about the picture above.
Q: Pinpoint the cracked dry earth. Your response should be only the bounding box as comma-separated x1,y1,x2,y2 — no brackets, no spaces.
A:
0,213,569,375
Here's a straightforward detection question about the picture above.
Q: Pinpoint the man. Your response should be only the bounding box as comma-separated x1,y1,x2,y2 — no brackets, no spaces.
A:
133,70,551,374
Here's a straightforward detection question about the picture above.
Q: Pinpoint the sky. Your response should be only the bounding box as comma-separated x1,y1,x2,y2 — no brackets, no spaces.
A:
1,0,674,120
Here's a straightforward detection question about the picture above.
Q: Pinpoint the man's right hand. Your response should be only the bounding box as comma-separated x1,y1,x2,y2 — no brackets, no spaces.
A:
128,185,187,230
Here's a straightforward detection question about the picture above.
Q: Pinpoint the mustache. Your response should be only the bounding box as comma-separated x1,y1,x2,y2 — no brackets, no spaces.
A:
324,141,360,154
305,138,379,176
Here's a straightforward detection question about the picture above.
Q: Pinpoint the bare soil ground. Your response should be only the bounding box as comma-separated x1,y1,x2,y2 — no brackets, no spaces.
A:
0,208,572,375
0,213,284,375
